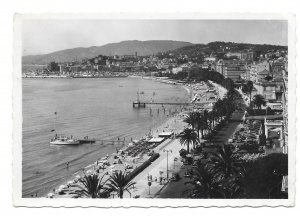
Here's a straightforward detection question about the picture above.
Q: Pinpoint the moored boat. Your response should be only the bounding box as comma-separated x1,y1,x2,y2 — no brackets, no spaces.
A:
50,136,80,145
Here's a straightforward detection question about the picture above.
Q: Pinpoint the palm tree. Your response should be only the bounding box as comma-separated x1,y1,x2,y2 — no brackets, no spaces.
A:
194,112,206,142
76,173,110,198
214,99,224,122
208,145,245,179
221,175,244,198
183,112,198,131
183,163,224,198
252,94,266,110
107,171,135,198
178,127,198,153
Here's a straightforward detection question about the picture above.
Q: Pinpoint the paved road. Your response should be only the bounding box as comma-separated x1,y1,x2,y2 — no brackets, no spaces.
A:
157,97,245,198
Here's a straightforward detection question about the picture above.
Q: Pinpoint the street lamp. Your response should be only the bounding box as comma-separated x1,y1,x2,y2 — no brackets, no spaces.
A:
163,149,172,180
173,157,178,169
148,181,152,195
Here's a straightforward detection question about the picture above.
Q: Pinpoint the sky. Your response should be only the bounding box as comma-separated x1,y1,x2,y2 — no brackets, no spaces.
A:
22,19,288,55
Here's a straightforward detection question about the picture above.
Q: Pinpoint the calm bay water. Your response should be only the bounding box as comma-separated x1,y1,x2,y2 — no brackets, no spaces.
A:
22,78,189,197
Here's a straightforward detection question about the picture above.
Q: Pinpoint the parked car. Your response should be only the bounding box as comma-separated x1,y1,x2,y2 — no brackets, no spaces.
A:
126,164,133,169
170,173,180,182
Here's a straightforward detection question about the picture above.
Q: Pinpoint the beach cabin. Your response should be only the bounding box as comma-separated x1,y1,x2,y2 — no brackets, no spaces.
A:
158,131,174,139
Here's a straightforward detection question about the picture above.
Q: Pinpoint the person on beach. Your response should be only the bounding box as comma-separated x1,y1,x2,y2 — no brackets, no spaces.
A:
66,162,69,169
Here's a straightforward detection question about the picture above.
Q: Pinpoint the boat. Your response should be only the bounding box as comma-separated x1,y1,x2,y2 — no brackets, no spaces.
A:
50,112,80,145
50,135,80,145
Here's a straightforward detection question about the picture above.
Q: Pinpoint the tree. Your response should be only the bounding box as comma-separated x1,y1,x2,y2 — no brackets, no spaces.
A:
183,163,224,198
221,175,245,198
208,145,245,179
76,173,110,198
264,75,273,81
243,153,288,198
241,85,249,95
221,97,235,119
246,81,254,104
47,61,60,72
183,112,198,131
252,94,266,110
223,78,234,90
259,133,267,146
178,128,198,153
107,171,135,198
213,99,223,122
194,112,207,142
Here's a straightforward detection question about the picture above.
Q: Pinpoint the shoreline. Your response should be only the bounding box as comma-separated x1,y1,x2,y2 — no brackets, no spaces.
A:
44,110,188,198
42,77,224,198
41,77,222,198
39,79,191,198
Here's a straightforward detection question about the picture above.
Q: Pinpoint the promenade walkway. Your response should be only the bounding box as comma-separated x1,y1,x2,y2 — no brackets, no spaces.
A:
123,138,184,198
157,111,244,198
156,92,246,198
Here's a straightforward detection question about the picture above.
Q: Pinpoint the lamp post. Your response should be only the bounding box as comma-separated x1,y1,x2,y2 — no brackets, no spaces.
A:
148,181,152,195
163,149,172,180
173,157,178,169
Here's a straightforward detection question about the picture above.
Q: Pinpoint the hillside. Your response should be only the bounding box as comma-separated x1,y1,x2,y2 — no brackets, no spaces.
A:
171,41,288,57
22,40,193,64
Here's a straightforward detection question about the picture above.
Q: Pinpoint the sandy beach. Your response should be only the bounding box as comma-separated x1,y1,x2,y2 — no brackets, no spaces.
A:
47,109,189,198
46,79,223,199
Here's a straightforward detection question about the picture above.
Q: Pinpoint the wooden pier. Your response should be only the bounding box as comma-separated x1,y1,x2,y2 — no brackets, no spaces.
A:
84,139,126,145
132,101,212,108
133,100,146,108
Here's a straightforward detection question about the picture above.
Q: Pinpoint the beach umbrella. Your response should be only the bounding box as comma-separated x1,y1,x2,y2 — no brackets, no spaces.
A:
67,181,73,185
47,193,54,198
128,143,134,147
59,184,66,189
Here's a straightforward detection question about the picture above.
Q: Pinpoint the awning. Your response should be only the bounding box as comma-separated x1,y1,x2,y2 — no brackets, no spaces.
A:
158,131,174,138
148,137,165,143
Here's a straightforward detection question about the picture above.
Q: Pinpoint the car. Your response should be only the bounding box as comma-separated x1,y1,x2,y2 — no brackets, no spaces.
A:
170,173,180,182
148,152,154,156
126,164,133,169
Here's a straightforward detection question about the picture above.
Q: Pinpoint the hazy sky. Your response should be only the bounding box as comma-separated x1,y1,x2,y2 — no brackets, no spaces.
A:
22,20,288,55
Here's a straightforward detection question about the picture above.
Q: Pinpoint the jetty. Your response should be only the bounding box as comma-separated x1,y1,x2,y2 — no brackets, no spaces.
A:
133,101,212,108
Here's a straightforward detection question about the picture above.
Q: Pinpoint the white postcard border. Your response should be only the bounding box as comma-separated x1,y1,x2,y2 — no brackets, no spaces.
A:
13,13,296,207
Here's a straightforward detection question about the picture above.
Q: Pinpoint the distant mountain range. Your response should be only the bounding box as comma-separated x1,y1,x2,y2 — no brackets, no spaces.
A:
22,40,288,65
22,40,193,64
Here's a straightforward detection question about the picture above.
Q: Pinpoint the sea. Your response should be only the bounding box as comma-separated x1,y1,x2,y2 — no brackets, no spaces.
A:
22,77,189,197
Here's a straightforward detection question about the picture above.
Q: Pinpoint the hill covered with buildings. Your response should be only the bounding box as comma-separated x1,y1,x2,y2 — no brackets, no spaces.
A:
22,40,193,64
168,41,287,60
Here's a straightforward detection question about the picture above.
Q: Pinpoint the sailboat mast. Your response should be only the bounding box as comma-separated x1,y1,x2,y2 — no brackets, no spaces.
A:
54,112,57,134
